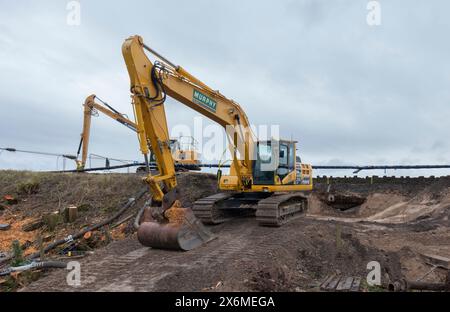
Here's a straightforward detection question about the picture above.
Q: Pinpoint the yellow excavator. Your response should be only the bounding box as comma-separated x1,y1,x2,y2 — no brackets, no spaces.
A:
122,35,313,250
75,94,138,171
75,94,201,171
141,136,200,173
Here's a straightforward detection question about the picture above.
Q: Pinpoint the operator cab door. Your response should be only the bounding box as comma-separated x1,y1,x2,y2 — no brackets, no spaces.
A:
252,141,295,185
276,142,295,183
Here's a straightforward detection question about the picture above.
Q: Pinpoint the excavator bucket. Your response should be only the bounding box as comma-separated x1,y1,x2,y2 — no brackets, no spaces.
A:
137,206,215,251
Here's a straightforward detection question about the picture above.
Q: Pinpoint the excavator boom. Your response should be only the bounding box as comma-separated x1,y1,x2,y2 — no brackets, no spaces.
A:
76,94,140,170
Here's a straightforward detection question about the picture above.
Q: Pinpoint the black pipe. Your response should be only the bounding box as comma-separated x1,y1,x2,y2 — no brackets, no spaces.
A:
50,162,149,173
389,274,450,292
49,161,450,174
313,165,450,170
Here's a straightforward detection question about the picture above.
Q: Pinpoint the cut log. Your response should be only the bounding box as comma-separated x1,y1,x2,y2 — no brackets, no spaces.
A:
83,231,92,240
67,205,78,223
0,223,11,231
43,211,63,231
22,219,44,232
62,205,78,223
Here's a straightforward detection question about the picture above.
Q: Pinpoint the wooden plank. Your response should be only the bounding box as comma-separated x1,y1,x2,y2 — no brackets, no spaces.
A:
320,274,336,290
421,254,450,269
325,276,342,291
350,277,362,292
336,276,354,292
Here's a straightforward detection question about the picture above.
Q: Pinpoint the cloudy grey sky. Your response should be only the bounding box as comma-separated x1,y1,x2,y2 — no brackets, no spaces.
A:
0,0,449,176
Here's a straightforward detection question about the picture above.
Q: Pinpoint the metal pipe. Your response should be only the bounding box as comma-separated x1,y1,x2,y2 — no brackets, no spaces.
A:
0,147,76,159
313,165,450,171
51,162,153,173
142,43,177,69
389,272,450,291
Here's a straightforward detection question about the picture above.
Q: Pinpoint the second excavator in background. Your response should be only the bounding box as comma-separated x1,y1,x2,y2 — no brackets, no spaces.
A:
75,94,201,171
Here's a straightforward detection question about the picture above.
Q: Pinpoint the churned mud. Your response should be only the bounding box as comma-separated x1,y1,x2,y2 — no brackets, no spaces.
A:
0,171,448,291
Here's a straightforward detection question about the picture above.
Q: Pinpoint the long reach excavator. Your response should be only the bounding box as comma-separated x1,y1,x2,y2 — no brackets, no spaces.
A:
75,94,200,172
122,35,313,251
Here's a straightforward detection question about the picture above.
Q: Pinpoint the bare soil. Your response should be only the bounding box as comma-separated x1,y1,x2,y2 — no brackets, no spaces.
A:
1,171,449,292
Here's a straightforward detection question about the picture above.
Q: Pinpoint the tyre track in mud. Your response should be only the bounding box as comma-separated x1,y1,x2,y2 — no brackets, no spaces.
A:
24,217,319,292
23,210,448,291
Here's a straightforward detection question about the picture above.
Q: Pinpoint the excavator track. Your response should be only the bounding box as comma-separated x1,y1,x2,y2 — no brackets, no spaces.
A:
192,193,236,224
256,193,308,227
194,192,308,227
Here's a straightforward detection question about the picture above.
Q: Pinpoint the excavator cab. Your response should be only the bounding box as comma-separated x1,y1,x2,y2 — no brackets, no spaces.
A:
253,140,297,185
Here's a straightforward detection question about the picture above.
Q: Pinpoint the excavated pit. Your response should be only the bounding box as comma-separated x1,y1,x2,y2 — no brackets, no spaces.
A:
317,192,367,211
309,176,450,225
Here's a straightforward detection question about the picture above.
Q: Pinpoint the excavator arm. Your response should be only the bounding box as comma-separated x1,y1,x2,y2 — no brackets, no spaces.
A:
122,35,255,198
76,94,145,170
76,94,201,173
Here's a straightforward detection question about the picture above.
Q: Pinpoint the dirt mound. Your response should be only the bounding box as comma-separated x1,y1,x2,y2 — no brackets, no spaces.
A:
175,172,217,207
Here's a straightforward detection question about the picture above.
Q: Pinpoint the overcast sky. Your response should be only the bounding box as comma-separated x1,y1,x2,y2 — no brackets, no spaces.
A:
0,0,449,176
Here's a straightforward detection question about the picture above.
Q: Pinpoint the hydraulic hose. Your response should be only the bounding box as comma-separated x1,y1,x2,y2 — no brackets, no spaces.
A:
0,261,67,277
134,198,152,230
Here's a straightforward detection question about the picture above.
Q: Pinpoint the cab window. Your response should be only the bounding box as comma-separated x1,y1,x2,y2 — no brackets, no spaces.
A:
279,144,288,167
